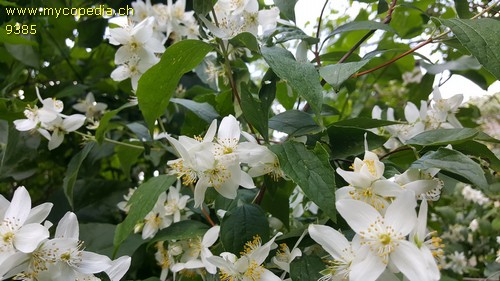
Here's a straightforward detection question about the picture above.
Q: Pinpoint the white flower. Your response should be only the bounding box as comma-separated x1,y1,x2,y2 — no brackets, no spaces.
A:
461,185,490,205
468,219,479,232
336,151,401,212
392,168,443,201
117,187,137,213
43,114,86,150
164,184,191,223
72,92,107,119
0,187,50,264
207,233,282,281
141,192,172,239
171,225,220,274
430,87,463,128
444,251,467,274
336,191,435,281
271,243,301,274
110,55,156,90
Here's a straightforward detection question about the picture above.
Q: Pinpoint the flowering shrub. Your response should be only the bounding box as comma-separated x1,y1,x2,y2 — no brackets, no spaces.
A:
1,0,499,281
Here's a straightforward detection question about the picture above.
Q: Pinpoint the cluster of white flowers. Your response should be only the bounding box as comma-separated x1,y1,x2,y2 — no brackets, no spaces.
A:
308,150,446,281
13,89,86,150
109,0,198,91
154,226,219,281
461,184,491,205
117,183,192,239
335,151,443,213
0,186,130,280
202,0,280,39
443,251,468,274
72,92,108,129
164,115,283,208
372,87,463,149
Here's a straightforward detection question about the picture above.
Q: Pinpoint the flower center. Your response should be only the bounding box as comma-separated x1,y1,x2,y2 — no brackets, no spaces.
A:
363,159,376,176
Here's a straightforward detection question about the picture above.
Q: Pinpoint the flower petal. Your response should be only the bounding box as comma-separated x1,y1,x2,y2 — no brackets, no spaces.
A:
336,199,380,234
5,186,31,226
105,256,131,281
202,225,220,247
390,240,431,281
55,212,80,239
308,224,350,260
384,191,417,236
14,223,50,252
25,202,53,225
75,251,112,274
349,250,386,281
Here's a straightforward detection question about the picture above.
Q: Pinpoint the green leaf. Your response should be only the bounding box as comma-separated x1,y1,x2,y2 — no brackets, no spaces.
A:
261,178,295,229
274,0,298,22
320,61,370,88
5,43,39,68
406,128,479,146
439,18,500,80
114,175,177,248
378,0,389,14
148,220,210,246
193,0,215,16
220,204,270,253
0,0,18,6
77,18,107,48
270,142,337,220
421,56,481,74
454,141,500,172
261,46,323,115
95,103,136,144
268,26,319,44
170,98,219,123
116,145,143,179
0,29,38,46
136,40,213,131
411,148,488,190
332,117,403,129
454,0,473,18
0,125,40,181
62,142,96,209
327,126,387,158
240,87,269,141
289,255,325,281
79,223,144,258
269,110,320,137
325,20,397,40
229,32,259,53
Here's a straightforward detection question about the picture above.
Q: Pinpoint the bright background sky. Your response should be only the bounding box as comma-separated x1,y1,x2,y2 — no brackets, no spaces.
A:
290,0,500,102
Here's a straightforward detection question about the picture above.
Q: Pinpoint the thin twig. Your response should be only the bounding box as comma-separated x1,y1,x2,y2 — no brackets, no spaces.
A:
201,205,216,227
314,0,330,66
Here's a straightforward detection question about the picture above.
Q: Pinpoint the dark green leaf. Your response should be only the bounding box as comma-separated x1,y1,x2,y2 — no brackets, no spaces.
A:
96,103,136,144
77,18,107,48
193,0,215,16
137,40,213,131
407,73,435,104
261,46,323,114
454,141,500,172
269,110,320,137
270,142,337,220
332,117,403,129
240,87,269,141
261,178,295,229
325,20,397,40
79,223,144,258
63,142,96,209
5,43,39,68
327,126,387,158
411,148,488,190
406,128,479,146
171,98,219,123
114,175,177,248
475,131,500,144
220,204,270,253
454,0,473,18
229,32,259,53
290,255,325,281
439,18,500,80
274,0,298,22
378,0,389,14
116,145,143,179
0,29,37,46
148,220,210,246
0,125,40,180
320,61,370,88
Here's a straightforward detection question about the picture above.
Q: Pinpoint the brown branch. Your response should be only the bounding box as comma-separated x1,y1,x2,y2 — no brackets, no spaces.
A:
314,0,330,66
201,205,216,227
253,185,266,205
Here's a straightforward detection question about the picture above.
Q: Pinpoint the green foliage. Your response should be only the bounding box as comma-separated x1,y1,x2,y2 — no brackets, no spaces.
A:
269,110,320,137
136,40,213,131
289,255,325,281
63,142,96,209
271,142,337,220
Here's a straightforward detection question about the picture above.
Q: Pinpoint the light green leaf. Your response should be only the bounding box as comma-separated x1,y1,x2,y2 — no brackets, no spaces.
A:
325,20,397,40
96,103,136,144
136,40,213,131
0,29,37,46
406,128,479,146
261,46,323,114
290,255,325,281
411,148,488,190
114,175,177,248
220,204,270,253
5,43,39,68
270,26,319,44
148,220,210,246
274,0,298,22
269,110,320,137
440,18,500,80
171,98,219,123
319,60,370,88
421,56,481,74
0,1,18,6
63,142,96,209
270,142,337,220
